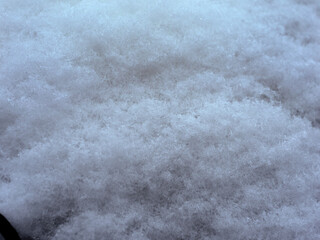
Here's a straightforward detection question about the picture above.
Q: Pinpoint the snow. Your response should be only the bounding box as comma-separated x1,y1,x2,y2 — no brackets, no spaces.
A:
0,0,320,239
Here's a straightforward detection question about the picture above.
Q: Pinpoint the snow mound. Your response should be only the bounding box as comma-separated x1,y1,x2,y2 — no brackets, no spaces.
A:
0,0,320,239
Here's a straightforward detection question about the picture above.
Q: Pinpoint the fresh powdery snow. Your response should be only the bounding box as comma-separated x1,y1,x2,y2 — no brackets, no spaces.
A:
0,0,320,239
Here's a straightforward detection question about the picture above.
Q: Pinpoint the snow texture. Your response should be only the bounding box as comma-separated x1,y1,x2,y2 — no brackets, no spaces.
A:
0,0,320,239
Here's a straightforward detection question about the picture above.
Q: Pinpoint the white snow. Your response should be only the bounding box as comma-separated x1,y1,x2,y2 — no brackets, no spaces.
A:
0,0,320,239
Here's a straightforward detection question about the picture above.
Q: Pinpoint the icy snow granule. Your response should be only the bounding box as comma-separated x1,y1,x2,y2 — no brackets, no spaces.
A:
0,0,320,239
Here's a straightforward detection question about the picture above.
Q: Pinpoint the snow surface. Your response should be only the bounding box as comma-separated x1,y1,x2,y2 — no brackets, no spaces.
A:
0,0,320,239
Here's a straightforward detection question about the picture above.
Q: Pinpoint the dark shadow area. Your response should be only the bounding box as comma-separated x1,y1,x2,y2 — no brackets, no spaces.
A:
0,214,22,240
